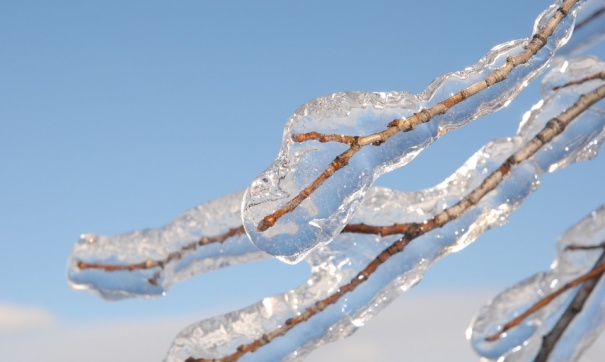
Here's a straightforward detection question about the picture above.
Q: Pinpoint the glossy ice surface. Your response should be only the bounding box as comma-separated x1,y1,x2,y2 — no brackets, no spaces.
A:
242,1,579,264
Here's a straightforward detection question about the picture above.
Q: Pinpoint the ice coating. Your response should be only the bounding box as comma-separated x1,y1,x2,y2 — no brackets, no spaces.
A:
558,0,605,56
164,56,605,361
67,191,265,300
468,206,605,361
242,0,581,264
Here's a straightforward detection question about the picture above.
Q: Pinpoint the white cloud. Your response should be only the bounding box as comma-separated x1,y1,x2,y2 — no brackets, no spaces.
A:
0,302,55,335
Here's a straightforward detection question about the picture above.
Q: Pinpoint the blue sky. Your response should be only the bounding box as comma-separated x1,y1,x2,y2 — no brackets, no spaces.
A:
1,0,604,360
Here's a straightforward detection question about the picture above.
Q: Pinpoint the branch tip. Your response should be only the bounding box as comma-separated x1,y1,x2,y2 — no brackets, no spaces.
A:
257,217,275,232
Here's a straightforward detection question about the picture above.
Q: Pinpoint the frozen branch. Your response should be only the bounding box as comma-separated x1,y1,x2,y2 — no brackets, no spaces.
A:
242,0,582,263
535,247,605,362
470,204,605,361
484,247,605,342
166,58,605,362
68,192,259,300
256,0,579,234
64,1,605,360
67,56,605,359
70,66,604,300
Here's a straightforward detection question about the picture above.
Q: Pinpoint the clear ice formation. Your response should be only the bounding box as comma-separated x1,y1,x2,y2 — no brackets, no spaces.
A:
163,57,605,361
65,1,605,360
67,191,264,300
468,205,605,362
558,0,605,56
242,0,582,264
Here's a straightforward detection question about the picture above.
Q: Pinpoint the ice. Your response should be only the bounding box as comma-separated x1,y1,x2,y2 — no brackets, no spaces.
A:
64,1,605,359
66,56,605,362
242,0,583,264
468,206,605,361
558,0,605,56
163,56,605,361
67,191,266,300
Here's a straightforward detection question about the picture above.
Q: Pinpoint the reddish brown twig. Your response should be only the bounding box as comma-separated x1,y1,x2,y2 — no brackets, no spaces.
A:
257,0,579,232
75,226,245,279
566,241,605,251
485,251,605,342
342,222,416,236
534,244,605,361
184,71,605,362
291,132,359,145
552,71,605,91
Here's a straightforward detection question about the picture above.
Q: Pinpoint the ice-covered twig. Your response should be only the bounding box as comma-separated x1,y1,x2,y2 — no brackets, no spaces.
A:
168,58,605,362
535,246,605,362
484,246,605,342
243,0,582,264
256,0,579,232
467,63,605,362
74,226,245,284
67,192,260,300
553,71,605,90
470,206,605,361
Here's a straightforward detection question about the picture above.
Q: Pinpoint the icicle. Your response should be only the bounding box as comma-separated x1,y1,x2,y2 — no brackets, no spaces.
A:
164,56,605,362
242,0,582,264
468,206,605,361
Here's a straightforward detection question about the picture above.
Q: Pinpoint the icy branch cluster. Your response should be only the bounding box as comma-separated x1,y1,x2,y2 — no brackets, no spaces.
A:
242,0,577,264
163,55,605,362
67,0,605,361
68,57,605,362
68,191,256,300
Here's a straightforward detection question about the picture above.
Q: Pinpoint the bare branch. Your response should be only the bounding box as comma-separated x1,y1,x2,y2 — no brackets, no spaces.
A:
257,0,580,232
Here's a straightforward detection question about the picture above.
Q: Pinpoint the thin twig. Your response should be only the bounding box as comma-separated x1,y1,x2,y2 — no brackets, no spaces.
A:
534,248,605,362
184,77,605,362
552,71,605,91
484,249,605,342
257,0,579,232
566,241,605,251
75,226,245,276
290,132,359,145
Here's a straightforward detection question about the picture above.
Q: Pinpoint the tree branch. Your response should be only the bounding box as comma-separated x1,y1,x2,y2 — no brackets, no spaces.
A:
75,226,245,276
484,246,605,342
257,0,580,233
185,74,605,362
535,249,605,362
77,72,605,291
